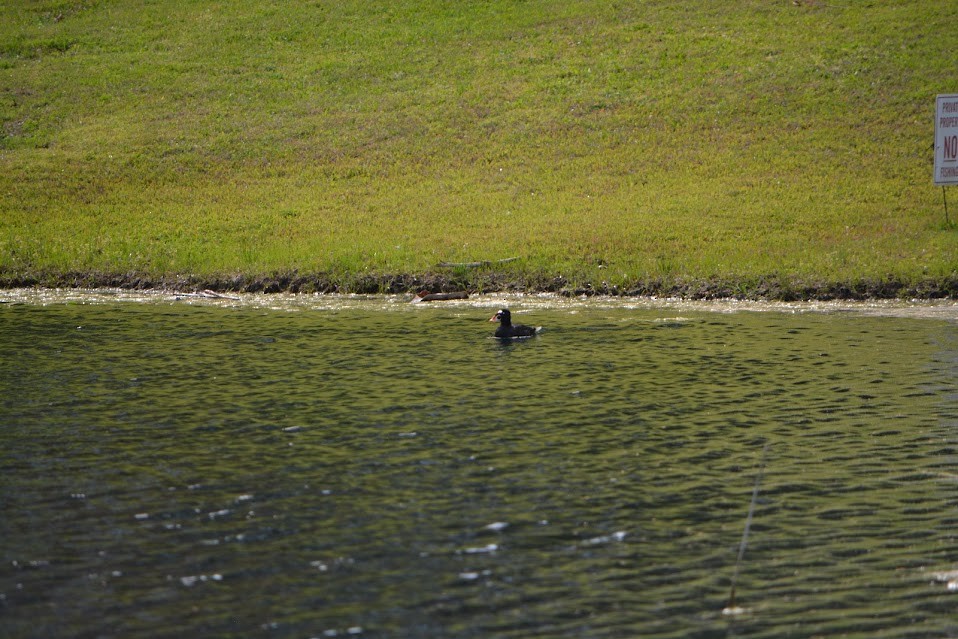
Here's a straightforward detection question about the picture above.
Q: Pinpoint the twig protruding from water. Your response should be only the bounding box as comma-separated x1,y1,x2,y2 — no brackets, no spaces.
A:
723,441,770,616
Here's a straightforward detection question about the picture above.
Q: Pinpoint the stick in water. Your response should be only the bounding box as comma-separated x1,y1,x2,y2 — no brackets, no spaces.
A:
724,441,770,615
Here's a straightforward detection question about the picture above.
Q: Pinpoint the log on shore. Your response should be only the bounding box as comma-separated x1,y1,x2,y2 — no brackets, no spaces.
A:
411,291,470,302
436,257,520,268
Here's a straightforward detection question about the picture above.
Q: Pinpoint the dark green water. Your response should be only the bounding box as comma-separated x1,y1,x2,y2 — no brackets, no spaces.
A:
2,292,957,638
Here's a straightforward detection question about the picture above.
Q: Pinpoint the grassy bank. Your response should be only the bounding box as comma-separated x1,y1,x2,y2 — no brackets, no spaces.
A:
2,0,957,298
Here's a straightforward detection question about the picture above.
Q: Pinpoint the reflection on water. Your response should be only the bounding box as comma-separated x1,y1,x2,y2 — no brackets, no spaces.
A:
1,292,957,638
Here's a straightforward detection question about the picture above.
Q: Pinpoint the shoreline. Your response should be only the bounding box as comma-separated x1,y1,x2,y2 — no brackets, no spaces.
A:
5,285,958,325
2,270,958,301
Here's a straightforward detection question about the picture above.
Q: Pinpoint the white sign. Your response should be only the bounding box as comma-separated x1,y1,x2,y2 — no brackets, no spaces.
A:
935,94,958,185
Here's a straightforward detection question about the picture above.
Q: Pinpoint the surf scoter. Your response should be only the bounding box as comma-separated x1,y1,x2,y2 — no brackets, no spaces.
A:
489,309,541,339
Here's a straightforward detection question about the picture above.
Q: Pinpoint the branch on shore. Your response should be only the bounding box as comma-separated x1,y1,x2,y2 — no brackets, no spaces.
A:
437,257,520,268
411,290,469,303
174,289,241,300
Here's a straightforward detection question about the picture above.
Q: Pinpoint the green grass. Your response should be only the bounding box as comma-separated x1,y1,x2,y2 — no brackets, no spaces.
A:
1,0,956,296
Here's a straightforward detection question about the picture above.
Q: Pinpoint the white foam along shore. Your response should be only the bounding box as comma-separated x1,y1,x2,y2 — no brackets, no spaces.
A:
2,287,958,322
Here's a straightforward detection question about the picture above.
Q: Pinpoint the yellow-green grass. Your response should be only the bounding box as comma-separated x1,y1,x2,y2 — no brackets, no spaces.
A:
1,0,956,296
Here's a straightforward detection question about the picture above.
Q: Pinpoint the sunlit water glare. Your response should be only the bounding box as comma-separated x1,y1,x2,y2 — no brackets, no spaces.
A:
2,290,957,638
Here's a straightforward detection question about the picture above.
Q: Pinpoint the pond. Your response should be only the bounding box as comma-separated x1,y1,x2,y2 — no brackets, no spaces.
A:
2,289,957,638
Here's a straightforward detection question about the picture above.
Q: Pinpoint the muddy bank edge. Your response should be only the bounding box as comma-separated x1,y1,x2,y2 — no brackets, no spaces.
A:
3,269,958,301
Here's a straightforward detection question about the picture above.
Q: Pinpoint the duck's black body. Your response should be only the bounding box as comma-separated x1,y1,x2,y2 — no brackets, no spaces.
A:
489,309,540,339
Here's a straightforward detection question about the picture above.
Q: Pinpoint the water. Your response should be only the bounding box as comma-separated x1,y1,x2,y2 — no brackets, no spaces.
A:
2,290,958,638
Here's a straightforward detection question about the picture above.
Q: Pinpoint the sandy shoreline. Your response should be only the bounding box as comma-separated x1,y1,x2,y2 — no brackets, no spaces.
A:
4,286,958,323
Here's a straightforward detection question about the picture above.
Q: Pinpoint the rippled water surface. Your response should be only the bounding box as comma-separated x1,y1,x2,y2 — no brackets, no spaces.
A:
2,290,958,638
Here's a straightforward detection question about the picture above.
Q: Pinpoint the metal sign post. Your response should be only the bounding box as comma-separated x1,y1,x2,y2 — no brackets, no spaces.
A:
945,187,950,226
